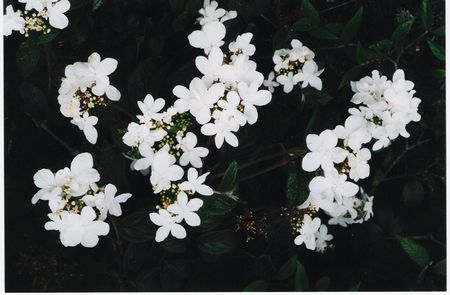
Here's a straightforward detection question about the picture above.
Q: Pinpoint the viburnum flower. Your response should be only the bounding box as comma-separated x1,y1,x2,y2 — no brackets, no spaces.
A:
71,113,98,144
189,80,225,124
263,72,279,93
149,209,186,242
137,94,165,123
178,132,209,168
289,39,315,62
188,21,226,54
347,148,371,181
201,114,239,148
32,169,64,210
309,169,359,204
150,149,184,193
18,0,46,12
294,214,321,250
229,33,256,56
195,46,224,83
333,115,373,151
237,82,272,124
47,0,71,30
292,60,324,91
3,5,25,36
197,0,236,26
179,168,213,196
92,184,132,220
45,206,110,248
350,70,391,105
314,225,333,252
276,72,295,93
302,129,348,172
67,153,101,197
167,192,204,227
133,143,155,171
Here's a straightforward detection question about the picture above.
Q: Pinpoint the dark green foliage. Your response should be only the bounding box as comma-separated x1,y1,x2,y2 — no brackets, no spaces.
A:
5,0,445,292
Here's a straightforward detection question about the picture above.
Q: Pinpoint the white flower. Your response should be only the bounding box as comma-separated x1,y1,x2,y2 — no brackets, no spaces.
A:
263,72,279,93
3,5,25,36
93,184,132,220
45,206,110,248
237,82,272,125
328,214,355,227
292,60,324,90
149,209,186,242
229,33,256,56
122,122,166,148
133,143,155,171
351,70,391,105
32,169,65,211
309,169,359,204
18,0,47,12
179,168,213,196
188,21,226,54
58,94,81,118
71,113,98,144
276,72,295,93
81,52,121,100
178,132,209,168
347,148,371,181
137,94,165,123
167,192,204,226
315,225,333,252
197,0,225,25
150,149,184,193
289,39,315,62
333,114,373,151
302,130,348,172
219,55,264,87
188,79,225,124
195,46,224,82
294,214,321,250
67,152,101,197
47,0,71,30
201,114,239,148
361,189,374,221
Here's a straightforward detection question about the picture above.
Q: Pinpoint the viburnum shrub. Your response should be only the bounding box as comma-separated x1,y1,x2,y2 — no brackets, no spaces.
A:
5,0,447,290
21,0,424,254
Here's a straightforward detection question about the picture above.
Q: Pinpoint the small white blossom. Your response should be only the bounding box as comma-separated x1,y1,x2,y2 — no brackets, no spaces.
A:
167,192,204,227
149,209,186,242
179,168,213,196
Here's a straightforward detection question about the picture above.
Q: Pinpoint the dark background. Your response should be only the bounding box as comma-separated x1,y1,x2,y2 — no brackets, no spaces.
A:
4,0,445,291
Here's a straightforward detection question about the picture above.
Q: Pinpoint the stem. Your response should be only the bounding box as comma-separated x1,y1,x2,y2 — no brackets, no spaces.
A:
240,160,292,182
36,120,78,156
319,0,362,13
370,138,431,195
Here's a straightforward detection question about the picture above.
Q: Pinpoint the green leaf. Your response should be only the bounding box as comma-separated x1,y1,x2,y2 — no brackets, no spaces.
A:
276,255,298,280
286,165,310,207
19,82,48,120
302,0,319,27
118,211,154,243
338,65,363,90
195,195,237,232
219,161,238,192
197,229,238,255
92,0,102,10
432,26,444,36
420,0,432,28
427,39,445,60
309,26,338,40
304,88,333,105
243,280,268,291
432,258,446,276
391,19,414,46
16,43,40,77
402,181,425,207
432,69,445,79
339,7,363,43
293,17,314,32
294,261,309,291
314,276,331,291
397,236,431,267
160,237,187,253
368,39,392,52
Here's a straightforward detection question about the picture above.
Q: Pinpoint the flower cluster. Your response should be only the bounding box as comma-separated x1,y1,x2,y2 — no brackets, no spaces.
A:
293,69,421,251
172,2,272,148
58,52,121,144
122,95,213,242
265,39,323,93
32,152,132,247
3,0,70,37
